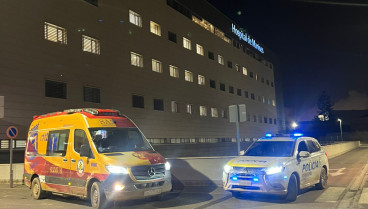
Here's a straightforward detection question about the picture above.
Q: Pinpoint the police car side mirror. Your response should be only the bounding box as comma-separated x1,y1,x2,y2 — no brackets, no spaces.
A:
80,145,91,158
239,150,245,156
298,151,310,158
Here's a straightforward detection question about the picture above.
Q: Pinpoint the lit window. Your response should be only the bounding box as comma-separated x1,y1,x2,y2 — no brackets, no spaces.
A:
218,55,224,65
186,104,193,114
268,99,271,105
262,96,265,103
131,52,143,67
171,101,179,113
44,22,67,44
150,21,161,36
183,37,191,50
211,108,218,118
129,10,142,27
196,44,204,55
221,110,227,118
272,100,276,106
185,70,193,82
198,75,205,85
152,59,162,73
235,64,240,72
199,106,207,116
242,67,248,76
255,73,258,80
169,65,179,78
82,35,100,54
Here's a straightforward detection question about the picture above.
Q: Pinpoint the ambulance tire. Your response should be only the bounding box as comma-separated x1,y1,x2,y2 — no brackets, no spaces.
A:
31,177,47,200
316,167,328,190
285,174,298,202
90,182,107,209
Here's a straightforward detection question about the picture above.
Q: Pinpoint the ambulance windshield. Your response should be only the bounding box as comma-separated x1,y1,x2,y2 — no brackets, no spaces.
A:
89,128,153,153
244,141,295,157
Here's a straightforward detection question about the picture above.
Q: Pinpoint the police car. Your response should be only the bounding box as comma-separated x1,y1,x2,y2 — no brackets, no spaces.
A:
223,133,329,201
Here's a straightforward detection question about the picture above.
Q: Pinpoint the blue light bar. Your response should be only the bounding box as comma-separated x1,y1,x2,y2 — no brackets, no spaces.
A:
265,133,273,137
293,133,303,137
231,176,238,181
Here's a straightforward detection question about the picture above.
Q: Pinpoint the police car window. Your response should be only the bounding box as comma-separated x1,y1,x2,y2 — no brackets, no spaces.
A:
74,129,90,154
312,141,322,151
244,141,295,157
46,130,69,156
306,140,320,153
298,141,308,152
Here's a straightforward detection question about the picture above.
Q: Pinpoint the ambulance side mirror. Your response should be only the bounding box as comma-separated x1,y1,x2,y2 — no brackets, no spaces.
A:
80,145,91,158
298,151,310,158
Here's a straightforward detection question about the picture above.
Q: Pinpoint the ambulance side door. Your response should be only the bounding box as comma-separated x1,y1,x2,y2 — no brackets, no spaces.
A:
296,140,313,188
68,129,93,196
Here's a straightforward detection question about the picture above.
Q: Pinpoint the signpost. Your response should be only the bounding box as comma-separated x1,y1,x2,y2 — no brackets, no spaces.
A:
6,126,18,188
229,104,246,155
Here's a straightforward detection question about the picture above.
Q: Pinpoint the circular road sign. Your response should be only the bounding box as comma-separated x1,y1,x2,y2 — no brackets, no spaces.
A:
6,126,18,139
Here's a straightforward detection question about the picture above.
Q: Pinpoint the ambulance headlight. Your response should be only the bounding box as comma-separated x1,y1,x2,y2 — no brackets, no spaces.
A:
165,162,171,170
106,166,129,174
265,166,283,175
224,165,233,173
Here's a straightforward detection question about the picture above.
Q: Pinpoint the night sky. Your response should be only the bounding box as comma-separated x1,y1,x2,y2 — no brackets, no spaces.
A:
206,0,368,121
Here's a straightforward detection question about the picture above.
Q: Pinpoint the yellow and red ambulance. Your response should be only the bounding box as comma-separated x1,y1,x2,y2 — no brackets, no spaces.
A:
24,108,172,208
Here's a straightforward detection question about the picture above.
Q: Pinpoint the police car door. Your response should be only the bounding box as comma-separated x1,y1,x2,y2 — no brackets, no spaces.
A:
296,140,314,188
305,139,323,185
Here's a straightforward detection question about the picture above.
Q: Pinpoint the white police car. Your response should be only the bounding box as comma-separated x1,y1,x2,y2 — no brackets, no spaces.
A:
223,133,329,201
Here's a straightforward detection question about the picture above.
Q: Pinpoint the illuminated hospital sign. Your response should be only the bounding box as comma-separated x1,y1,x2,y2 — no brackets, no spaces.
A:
232,24,264,54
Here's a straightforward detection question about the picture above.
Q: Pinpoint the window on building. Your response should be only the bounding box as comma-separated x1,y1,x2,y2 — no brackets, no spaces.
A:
208,51,214,60
183,37,191,50
199,106,207,116
196,44,204,56
259,116,262,123
269,118,273,124
249,72,254,78
82,35,100,54
131,52,143,67
211,108,218,118
221,110,227,118
198,75,205,85
83,86,100,103
244,91,249,98
264,117,268,123
258,96,261,102
45,80,66,99
235,64,240,72
44,22,67,44
251,93,255,100
46,130,69,156
218,55,224,65
185,70,193,82
227,61,232,69
150,21,161,36
210,80,216,89
186,104,193,114
169,65,179,78
261,77,265,83
266,80,270,85
153,98,164,111
253,115,257,122
237,89,242,96
220,83,225,91
272,99,276,106
242,67,248,76
268,99,271,105
271,82,274,87
152,59,162,73
129,10,142,27
255,74,259,80
262,96,265,103
171,101,179,113
229,86,234,94
274,119,277,124
132,95,144,108
83,0,98,6
168,31,177,43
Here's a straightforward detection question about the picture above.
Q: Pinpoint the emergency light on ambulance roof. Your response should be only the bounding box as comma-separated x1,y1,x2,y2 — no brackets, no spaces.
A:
293,133,303,137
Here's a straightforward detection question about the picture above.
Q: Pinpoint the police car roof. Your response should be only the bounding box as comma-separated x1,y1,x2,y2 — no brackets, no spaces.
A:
258,137,306,141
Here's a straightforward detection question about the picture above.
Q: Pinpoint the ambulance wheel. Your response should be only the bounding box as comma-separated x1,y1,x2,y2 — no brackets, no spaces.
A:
316,167,328,190
285,174,298,202
31,177,47,199
90,182,107,209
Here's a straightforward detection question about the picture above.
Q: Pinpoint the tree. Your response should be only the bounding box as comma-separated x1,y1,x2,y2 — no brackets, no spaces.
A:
315,91,335,121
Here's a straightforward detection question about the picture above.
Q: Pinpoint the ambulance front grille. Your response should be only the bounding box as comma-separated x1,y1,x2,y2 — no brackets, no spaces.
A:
130,164,165,181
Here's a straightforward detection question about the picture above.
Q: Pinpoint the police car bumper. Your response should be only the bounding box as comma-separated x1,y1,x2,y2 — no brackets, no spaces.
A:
222,172,288,195
103,171,172,201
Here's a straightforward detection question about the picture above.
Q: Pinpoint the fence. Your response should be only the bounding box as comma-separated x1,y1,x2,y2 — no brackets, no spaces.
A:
0,139,26,150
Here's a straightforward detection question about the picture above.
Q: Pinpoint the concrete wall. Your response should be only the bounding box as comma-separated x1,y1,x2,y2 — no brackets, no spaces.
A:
322,141,360,159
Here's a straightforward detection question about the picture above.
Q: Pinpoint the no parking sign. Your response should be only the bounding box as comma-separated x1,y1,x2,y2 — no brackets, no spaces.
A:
6,126,18,188
6,126,18,139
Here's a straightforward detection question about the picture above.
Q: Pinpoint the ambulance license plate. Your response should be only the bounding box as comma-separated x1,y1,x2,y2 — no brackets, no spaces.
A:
144,188,162,196
239,180,252,186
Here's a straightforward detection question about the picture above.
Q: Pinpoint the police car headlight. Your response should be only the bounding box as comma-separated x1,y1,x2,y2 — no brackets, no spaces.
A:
165,162,171,170
106,166,129,174
265,166,283,175
224,165,233,173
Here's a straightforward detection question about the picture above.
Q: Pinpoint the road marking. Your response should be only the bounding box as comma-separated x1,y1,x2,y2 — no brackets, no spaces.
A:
329,168,346,177
315,187,345,203
359,188,368,204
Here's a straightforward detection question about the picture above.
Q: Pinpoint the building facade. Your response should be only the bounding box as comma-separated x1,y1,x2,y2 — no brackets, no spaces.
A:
0,0,284,144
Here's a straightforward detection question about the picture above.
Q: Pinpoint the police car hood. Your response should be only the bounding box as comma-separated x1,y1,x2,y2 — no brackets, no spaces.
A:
230,156,290,168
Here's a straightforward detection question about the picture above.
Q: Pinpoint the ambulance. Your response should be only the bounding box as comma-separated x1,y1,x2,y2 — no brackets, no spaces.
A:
223,133,329,201
24,108,172,208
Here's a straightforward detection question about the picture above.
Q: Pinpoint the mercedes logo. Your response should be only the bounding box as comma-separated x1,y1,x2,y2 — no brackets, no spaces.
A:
148,167,156,177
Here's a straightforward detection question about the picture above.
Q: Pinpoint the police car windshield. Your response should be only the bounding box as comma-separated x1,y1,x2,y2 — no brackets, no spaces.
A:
244,141,295,157
89,128,153,153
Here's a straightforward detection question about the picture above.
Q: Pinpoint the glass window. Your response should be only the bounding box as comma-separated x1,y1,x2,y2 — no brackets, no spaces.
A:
199,106,207,116
227,61,232,69
46,130,69,156
74,129,90,154
235,64,239,72
152,59,162,73
168,31,177,43
244,91,249,98
221,110,227,118
171,101,179,113
272,100,276,106
183,37,191,50
220,83,225,91
229,86,234,94
150,21,161,36
153,99,164,111
210,80,216,89
186,104,193,114
129,10,142,27
251,93,255,100
169,65,179,78
298,141,309,152
237,89,242,96
83,86,100,103
244,141,295,157
44,22,67,44
306,140,321,153
196,44,204,56
242,67,248,76
82,35,100,54
131,52,143,67
218,55,224,65
132,95,144,108
45,80,67,99
208,51,214,60
185,70,193,82
198,75,205,85
211,108,218,118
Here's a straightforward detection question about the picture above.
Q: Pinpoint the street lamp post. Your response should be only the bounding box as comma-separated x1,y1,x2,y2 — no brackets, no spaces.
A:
292,122,298,130
337,118,343,141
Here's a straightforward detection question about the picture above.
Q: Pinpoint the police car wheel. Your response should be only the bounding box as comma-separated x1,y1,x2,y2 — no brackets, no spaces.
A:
90,182,107,209
285,174,298,202
231,191,242,198
31,177,47,200
316,167,328,190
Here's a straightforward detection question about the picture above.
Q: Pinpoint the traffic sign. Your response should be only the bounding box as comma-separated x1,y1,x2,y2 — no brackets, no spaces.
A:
6,126,18,139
